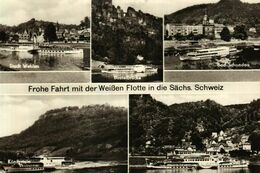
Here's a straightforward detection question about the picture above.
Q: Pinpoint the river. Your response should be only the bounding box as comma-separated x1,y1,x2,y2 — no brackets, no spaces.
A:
164,47,260,70
0,49,90,71
0,166,127,173
130,167,259,173
0,163,127,173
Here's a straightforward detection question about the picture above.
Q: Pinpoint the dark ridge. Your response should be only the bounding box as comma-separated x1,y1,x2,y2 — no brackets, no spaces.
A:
0,105,127,161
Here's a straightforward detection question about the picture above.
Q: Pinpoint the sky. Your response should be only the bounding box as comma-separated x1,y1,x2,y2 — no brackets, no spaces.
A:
0,0,90,26
1,0,258,25
0,95,128,137
152,94,260,106
113,0,260,17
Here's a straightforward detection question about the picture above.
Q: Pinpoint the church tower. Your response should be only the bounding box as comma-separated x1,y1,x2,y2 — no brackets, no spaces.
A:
203,9,208,25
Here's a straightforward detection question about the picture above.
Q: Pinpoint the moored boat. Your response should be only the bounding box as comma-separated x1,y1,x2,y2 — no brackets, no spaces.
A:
147,162,198,170
183,154,218,169
34,45,83,55
179,46,240,61
218,160,249,168
101,65,158,74
31,155,74,170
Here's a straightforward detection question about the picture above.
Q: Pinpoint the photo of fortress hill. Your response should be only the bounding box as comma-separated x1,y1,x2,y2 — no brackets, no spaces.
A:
0,95,128,173
92,0,163,82
164,0,260,70
0,0,90,71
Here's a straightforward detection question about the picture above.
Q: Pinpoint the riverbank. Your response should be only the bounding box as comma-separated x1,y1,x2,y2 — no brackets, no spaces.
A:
164,38,260,49
0,42,90,49
0,71,90,83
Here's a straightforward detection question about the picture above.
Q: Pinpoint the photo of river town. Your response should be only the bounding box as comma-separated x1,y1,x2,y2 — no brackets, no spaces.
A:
0,0,90,72
165,40,260,70
129,94,260,173
164,0,260,70
0,95,128,173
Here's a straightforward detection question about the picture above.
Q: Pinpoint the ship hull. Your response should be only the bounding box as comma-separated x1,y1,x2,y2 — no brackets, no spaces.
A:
38,49,83,55
3,166,44,172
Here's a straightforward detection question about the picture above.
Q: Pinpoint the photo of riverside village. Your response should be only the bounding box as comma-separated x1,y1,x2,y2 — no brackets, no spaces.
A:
0,0,90,72
0,95,128,173
92,0,163,82
129,94,260,173
164,0,260,70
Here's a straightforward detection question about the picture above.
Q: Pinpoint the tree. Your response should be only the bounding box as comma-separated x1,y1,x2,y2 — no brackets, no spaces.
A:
187,32,195,40
191,132,204,151
233,25,248,40
0,31,9,42
220,27,231,42
80,16,90,29
174,33,185,41
220,148,227,154
12,34,19,42
194,34,205,40
249,132,260,152
44,23,57,42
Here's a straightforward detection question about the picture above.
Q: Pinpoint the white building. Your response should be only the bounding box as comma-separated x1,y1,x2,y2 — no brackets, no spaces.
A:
241,143,251,151
166,24,203,36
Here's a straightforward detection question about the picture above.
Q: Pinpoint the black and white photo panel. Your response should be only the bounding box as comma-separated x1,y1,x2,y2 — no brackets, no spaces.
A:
0,95,128,173
0,0,91,83
164,0,260,82
129,94,260,172
92,0,163,82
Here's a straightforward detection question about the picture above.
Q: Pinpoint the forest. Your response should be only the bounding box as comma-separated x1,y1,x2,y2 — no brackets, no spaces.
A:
129,95,260,155
0,104,127,161
92,0,162,65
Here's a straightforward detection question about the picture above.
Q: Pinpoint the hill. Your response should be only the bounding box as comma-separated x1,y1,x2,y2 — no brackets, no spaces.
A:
0,18,87,34
92,0,162,65
165,0,260,27
12,18,77,33
129,95,260,154
0,105,127,161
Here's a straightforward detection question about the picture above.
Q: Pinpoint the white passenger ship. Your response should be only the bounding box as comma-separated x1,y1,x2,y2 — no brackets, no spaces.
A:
146,153,249,170
37,46,83,55
179,46,240,61
31,155,75,170
218,159,249,168
101,65,158,73
182,154,219,169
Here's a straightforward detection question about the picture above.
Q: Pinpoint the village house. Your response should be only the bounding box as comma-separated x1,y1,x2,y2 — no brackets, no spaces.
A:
240,142,251,151
19,30,30,42
56,29,65,40
165,10,239,39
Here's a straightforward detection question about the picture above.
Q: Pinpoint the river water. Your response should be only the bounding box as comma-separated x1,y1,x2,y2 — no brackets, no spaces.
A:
130,168,259,173
0,164,127,173
0,49,90,71
165,47,260,70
